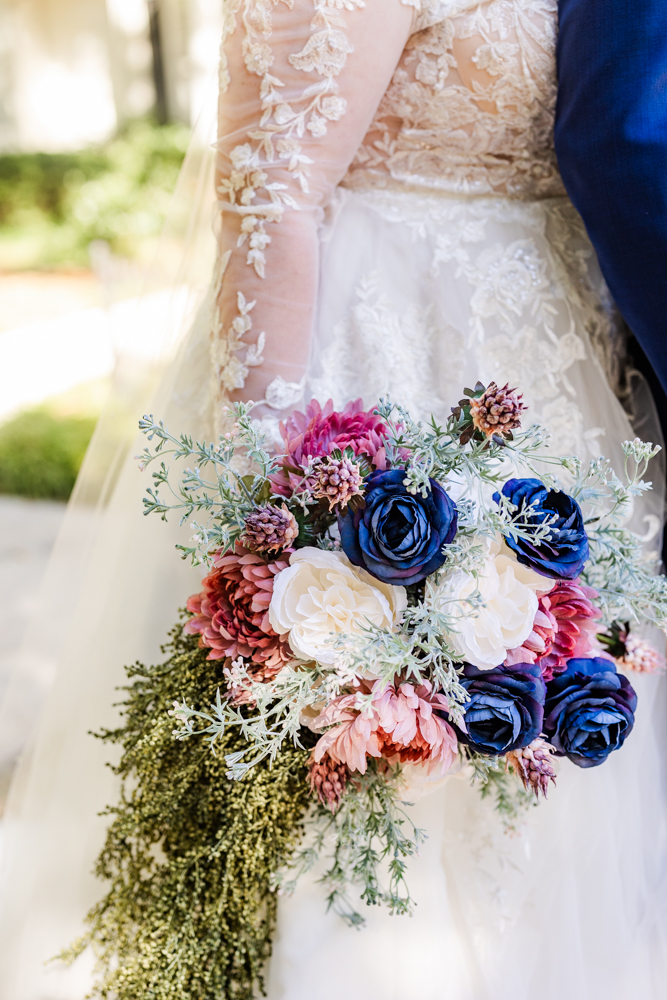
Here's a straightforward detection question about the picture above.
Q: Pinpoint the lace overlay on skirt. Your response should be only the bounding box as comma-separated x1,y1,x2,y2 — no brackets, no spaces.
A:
309,187,630,467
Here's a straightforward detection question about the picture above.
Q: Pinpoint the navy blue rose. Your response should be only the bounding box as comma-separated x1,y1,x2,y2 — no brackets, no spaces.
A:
494,478,589,580
338,469,458,586
543,657,637,768
450,662,546,756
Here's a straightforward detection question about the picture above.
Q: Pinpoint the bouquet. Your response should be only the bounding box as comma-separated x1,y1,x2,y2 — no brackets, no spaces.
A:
65,384,667,1000
138,383,666,923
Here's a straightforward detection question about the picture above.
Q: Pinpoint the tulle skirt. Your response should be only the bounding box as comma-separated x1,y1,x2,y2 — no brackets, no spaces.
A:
266,184,667,1000
1,174,666,999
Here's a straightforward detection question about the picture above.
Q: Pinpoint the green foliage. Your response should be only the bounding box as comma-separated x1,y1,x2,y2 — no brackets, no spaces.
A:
60,625,312,1000
0,119,189,268
0,407,96,499
0,149,107,225
468,752,535,833
278,761,427,928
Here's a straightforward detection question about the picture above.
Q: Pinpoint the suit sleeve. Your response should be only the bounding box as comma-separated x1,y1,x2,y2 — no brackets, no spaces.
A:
554,0,667,393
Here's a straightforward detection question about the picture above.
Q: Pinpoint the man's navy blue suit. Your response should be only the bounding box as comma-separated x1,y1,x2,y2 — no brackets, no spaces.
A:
555,0,667,415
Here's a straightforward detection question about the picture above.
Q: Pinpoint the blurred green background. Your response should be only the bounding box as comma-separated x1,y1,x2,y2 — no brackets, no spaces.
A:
0,408,97,501
0,119,188,272
0,119,187,501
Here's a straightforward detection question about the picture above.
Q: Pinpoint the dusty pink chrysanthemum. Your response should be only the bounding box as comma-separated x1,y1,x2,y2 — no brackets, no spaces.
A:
311,679,458,777
506,738,557,799
309,753,349,812
506,580,601,681
241,504,299,554
619,634,666,674
272,398,388,496
306,455,364,511
184,543,292,675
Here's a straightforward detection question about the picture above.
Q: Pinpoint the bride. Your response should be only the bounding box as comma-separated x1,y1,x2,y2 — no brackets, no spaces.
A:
1,1,667,997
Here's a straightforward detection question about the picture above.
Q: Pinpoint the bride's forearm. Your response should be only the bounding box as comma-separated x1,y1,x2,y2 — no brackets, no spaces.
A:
215,207,319,410
210,0,414,418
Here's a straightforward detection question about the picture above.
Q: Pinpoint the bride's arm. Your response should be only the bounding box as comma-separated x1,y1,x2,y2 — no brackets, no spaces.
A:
213,0,415,419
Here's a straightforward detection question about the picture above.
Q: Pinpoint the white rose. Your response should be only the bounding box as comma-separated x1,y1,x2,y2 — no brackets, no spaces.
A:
495,544,555,595
268,548,406,664
429,552,539,670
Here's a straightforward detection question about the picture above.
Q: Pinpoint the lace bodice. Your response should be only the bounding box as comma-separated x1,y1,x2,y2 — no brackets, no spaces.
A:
347,0,564,199
212,0,564,419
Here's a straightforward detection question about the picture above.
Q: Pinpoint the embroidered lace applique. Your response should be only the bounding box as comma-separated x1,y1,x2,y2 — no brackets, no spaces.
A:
212,0,623,466
309,270,466,422
318,188,617,461
345,0,564,200
404,0,450,32
213,0,370,400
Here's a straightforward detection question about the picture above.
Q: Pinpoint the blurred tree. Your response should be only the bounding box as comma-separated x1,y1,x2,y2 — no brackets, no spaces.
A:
0,0,223,154
0,118,189,269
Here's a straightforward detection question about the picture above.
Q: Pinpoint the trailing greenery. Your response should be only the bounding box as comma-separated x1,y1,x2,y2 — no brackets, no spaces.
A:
468,752,536,833
0,407,96,499
275,761,427,928
60,625,313,1000
0,118,188,269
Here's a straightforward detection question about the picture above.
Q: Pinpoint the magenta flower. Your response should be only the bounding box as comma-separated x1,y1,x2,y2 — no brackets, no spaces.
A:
272,399,388,496
311,679,458,776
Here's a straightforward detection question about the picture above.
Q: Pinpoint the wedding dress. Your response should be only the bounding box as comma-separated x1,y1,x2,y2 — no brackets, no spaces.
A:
1,1,666,998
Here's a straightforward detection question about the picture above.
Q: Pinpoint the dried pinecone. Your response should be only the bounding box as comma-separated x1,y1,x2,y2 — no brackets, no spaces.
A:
308,752,349,812
451,381,526,446
241,504,299,554
599,621,666,674
506,738,557,799
622,634,666,674
306,454,364,511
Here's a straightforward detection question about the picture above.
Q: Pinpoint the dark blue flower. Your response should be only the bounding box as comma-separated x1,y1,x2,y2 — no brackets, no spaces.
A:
450,662,546,756
338,469,458,587
494,478,589,580
543,657,637,768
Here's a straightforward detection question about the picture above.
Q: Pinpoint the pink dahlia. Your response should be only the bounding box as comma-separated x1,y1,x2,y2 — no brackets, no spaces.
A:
311,679,458,777
506,579,602,681
184,543,292,676
506,600,558,667
272,399,388,496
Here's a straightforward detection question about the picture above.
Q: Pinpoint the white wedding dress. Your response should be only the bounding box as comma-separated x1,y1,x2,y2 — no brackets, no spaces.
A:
1,1,667,998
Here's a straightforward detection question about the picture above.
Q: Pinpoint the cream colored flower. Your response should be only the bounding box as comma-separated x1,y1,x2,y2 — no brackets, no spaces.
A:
268,548,406,664
429,547,541,670
495,544,556,595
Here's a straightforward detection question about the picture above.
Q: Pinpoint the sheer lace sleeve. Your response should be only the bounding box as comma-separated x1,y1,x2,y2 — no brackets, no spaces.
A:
212,0,415,422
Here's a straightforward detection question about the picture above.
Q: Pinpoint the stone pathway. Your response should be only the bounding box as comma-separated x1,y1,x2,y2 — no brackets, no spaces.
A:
0,270,103,334
0,271,114,422
0,496,66,695
0,496,66,809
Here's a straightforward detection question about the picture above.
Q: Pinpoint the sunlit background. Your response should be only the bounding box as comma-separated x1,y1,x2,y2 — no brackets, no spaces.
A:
0,0,222,804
